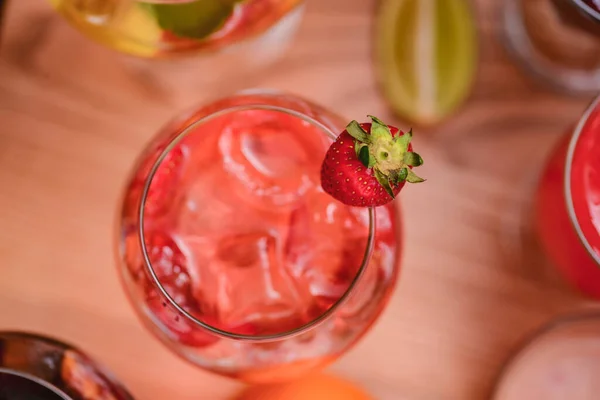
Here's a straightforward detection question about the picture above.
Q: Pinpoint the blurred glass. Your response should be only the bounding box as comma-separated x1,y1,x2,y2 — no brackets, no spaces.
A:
0,331,135,400
492,312,600,400
0,370,72,399
534,94,600,298
502,0,600,95
47,0,304,59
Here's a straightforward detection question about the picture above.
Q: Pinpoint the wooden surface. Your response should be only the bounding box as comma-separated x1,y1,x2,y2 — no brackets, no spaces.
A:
0,0,598,399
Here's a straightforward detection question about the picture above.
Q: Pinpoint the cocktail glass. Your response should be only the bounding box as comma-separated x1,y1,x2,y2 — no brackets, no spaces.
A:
115,90,402,382
42,0,304,89
47,0,304,59
0,331,135,399
533,94,600,298
492,311,600,399
501,0,600,95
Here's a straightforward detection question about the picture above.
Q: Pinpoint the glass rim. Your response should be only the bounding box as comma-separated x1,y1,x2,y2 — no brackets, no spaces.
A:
490,309,600,398
570,0,600,21
0,368,73,400
138,100,376,342
564,94,600,268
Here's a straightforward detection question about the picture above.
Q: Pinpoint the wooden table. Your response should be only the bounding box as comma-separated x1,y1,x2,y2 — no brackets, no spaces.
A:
0,0,597,399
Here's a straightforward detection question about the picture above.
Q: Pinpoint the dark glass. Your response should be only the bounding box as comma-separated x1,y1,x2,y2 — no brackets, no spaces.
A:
551,0,600,35
0,332,135,400
582,0,600,12
0,369,70,400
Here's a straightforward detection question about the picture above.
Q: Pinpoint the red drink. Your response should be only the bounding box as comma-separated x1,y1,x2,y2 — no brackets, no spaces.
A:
116,91,401,382
535,96,600,298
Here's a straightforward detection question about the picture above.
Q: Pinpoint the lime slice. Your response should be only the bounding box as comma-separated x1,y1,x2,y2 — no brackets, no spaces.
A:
115,4,163,56
142,0,244,40
375,0,478,126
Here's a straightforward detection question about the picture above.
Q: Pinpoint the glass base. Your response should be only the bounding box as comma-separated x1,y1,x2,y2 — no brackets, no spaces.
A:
501,0,600,96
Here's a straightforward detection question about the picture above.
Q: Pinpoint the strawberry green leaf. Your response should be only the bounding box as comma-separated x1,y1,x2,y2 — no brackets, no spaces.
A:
388,168,408,184
355,142,366,157
368,155,377,168
394,131,412,152
346,121,370,143
142,0,242,40
398,167,408,182
374,169,395,199
368,115,393,141
358,146,370,168
403,152,423,167
406,168,425,183
367,115,388,127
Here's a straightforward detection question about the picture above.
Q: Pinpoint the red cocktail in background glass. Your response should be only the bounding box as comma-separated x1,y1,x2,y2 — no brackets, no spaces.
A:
116,90,402,382
535,95,600,298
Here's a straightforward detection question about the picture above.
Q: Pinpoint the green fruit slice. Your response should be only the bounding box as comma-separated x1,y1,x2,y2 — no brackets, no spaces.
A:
142,0,245,40
375,0,478,126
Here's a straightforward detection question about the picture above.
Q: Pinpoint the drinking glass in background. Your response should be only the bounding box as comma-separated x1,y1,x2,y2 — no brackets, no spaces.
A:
502,0,600,95
492,312,600,400
116,90,401,382
45,1,305,87
535,95,600,298
0,331,135,399
47,0,303,58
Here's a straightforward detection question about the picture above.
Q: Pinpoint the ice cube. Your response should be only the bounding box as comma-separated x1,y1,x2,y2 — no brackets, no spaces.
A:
217,110,324,210
285,189,368,311
208,230,309,334
176,165,238,237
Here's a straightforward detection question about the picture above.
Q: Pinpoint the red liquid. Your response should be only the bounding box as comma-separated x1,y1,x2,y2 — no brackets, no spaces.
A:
535,100,600,298
117,92,401,380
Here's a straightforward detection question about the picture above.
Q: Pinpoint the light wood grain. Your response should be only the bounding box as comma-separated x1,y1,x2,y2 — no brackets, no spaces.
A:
0,0,598,399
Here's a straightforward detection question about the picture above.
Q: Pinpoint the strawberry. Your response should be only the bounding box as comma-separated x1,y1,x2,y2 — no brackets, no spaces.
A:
143,232,259,346
321,115,425,207
141,232,216,347
144,232,192,298
125,145,187,222
147,295,220,348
